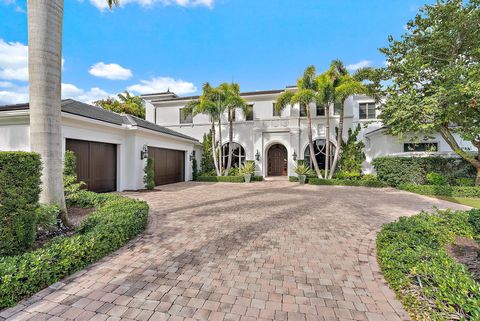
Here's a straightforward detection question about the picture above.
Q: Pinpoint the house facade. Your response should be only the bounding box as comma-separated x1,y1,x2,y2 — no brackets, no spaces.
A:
142,87,476,177
0,99,198,191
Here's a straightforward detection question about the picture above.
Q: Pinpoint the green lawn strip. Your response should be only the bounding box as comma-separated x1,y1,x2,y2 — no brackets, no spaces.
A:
428,196,480,208
376,209,480,321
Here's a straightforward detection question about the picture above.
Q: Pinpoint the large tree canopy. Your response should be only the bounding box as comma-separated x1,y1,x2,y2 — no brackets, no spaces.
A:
378,0,480,184
94,91,145,119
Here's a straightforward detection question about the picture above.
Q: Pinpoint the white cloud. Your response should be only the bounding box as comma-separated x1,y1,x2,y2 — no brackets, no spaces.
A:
87,0,213,10
0,83,28,105
61,83,112,103
128,76,197,95
89,62,132,80
346,60,372,71
0,38,28,81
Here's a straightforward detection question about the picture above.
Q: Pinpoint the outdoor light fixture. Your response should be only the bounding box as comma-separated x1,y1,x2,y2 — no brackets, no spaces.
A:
189,150,196,161
255,150,260,161
140,144,148,160
292,151,297,161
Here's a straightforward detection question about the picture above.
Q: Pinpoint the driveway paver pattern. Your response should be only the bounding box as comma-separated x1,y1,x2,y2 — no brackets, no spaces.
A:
1,181,470,321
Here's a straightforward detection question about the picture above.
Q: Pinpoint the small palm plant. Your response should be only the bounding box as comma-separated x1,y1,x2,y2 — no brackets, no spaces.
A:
238,160,256,183
294,163,314,184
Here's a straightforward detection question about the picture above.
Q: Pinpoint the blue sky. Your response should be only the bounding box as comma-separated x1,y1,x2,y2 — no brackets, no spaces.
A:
0,0,433,104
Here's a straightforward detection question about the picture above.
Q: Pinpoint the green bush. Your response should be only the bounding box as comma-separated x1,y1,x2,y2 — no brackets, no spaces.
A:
0,152,42,256
400,184,480,198
335,170,362,180
308,178,388,188
143,157,155,190
456,177,476,187
0,191,148,308
197,176,245,183
426,172,448,186
372,157,476,187
35,204,60,232
251,176,263,182
469,210,480,236
192,158,198,181
377,209,480,320
63,151,85,196
289,176,300,182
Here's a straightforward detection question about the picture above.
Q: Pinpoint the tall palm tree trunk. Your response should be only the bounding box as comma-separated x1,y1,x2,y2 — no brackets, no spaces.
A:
218,115,223,175
329,104,344,179
225,108,234,175
210,123,220,176
28,0,68,223
306,103,322,178
325,104,330,179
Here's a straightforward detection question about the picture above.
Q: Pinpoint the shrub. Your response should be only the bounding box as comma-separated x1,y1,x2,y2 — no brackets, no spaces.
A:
63,151,85,196
361,174,378,181
0,152,42,256
192,158,198,181
337,124,365,175
197,176,244,183
425,172,448,186
456,177,476,186
294,163,314,176
143,157,155,190
308,178,388,188
377,209,480,320
0,191,148,308
372,157,476,186
335,170,362,180
399,184,480,198
35,204,60,232
468,209,480,236
238,160,255,176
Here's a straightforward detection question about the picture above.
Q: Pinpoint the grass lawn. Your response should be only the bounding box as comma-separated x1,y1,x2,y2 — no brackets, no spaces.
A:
432,195,480,208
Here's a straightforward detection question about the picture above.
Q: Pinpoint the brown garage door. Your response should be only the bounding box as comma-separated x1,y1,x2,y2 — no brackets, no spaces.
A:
66,139,117,193
148,147,185,186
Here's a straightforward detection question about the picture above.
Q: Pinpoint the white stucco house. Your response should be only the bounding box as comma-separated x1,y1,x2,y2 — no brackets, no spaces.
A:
0,99,198,192
141,87,476,177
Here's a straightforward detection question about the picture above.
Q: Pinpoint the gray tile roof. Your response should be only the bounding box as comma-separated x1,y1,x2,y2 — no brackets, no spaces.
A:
0,99,198,142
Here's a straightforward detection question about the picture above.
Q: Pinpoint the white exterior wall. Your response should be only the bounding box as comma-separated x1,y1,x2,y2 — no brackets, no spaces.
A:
0,112,196,191
148,91,477,177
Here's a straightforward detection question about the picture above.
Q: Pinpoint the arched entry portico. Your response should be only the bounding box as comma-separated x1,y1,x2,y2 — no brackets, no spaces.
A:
267,144,288,176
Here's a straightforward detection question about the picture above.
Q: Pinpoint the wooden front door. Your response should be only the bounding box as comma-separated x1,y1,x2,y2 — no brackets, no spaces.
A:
148,147,185,186
268,144,287,176
66,139,117,193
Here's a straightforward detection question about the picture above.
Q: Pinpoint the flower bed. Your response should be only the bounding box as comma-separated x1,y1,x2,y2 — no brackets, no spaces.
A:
377,209,480,320
0,191,148,308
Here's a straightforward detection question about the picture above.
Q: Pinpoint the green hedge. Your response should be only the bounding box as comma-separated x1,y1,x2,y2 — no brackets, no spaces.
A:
400,184,480,198
308,178,389,188
0,152,42,256
0,191,149,308
372,157,476,187
377,209,480,320
197,176,263,183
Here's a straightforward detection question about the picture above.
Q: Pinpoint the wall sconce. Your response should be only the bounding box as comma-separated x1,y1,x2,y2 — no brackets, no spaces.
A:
255,150,260,161
189,150,196,161
140,144,148,160
292,151,297,161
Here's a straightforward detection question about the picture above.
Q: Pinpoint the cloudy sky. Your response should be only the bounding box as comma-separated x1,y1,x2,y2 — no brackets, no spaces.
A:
0,0,434,104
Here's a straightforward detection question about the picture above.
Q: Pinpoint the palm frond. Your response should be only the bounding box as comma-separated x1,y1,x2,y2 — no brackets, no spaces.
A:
107,0,120,9
275,91,295,113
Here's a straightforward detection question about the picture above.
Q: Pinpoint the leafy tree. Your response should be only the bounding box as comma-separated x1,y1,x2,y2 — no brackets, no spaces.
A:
338,124,366,175
200,131,215,173
378,0,480,185
94,91,145,119
143,157,155,190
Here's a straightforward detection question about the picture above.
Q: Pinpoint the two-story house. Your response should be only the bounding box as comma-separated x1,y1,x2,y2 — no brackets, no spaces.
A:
142,86,476,178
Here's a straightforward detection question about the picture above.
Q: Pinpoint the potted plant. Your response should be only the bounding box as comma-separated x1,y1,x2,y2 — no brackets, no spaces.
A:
238,160,255,183
294,163,313,184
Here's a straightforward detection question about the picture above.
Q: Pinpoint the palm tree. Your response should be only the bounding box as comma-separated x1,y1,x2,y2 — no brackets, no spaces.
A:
221,83,247,175
276,66,323,178
27,0,119,225
325,60,367,179
315,72,335,178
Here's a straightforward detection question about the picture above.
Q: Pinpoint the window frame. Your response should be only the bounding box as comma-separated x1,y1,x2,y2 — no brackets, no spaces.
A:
299,104,307,117
179,108,193,124
245,104,254,121
359,102,376,120
403,142,439,152
316,104,325,117
273,103,281,117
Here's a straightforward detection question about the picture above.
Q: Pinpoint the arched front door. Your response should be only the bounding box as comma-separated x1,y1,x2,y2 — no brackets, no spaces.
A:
267,144,287,176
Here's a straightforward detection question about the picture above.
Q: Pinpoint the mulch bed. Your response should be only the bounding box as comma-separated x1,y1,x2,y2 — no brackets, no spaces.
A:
447,237,480,282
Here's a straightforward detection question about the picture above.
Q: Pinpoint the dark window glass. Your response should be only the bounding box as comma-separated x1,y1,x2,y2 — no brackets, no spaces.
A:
179,108,193,124
334,103,342,115
316,104,325,116
403,143,438,152
229,109,236,121
304,139,336,170
273,103,281,117
245,104,254,121
359,102,376,119
222,143,246,168
300,104,307,117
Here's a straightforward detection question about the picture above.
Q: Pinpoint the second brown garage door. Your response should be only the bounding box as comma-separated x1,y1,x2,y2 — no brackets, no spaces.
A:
148,147,185,186
66,139,117,193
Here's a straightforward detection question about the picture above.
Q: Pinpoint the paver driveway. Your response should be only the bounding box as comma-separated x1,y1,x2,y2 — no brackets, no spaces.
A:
1,181,470,321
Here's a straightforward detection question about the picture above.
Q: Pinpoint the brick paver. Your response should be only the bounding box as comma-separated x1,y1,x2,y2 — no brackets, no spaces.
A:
1,181,470,321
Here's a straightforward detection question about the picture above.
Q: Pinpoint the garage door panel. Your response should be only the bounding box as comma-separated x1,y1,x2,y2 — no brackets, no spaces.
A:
148,147,184,186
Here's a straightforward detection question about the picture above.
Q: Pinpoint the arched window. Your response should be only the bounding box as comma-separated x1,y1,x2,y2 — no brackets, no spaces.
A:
222,142,246,168
304,139,335,170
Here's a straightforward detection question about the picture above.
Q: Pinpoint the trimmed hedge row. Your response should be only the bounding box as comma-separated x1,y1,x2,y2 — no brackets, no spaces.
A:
400,184,480,198
377,209,480,320
0,191,149,308
308,178,389,188
372,157,476,187
0,152,42,256
197,176,263,183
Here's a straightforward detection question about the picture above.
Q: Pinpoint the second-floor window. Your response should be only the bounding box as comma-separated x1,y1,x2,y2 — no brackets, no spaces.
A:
359,102,376,120
179,108,193,124
334,103,342,116
273,103,281,117
228,109,236,122
316,104,325,116
404,143,438,152
245,104,254,121
300,104,307,117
